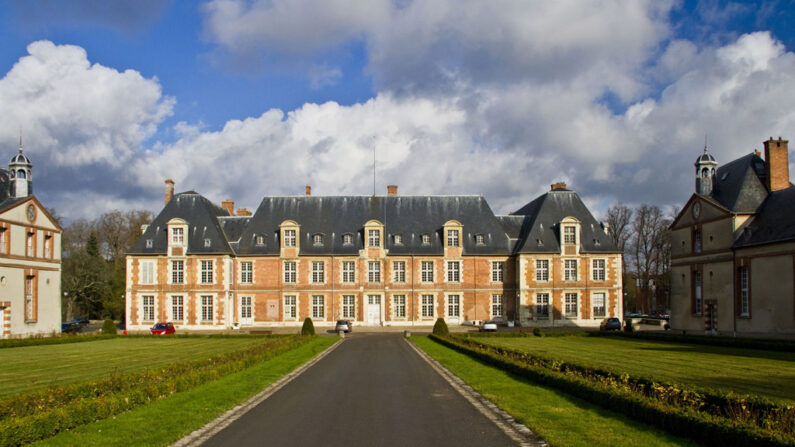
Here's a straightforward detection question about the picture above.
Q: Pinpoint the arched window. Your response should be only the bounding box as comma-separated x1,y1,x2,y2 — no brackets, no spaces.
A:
16,170,25,179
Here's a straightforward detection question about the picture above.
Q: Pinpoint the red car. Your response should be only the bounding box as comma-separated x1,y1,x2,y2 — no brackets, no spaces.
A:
150,322,176,335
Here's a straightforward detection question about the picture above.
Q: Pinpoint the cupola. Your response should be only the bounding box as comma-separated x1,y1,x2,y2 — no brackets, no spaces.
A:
9,136,32,198
694,144,717,196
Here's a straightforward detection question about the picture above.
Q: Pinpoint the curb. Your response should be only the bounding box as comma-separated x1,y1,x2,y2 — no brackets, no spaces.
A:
171,338,345,447
405,337,548,447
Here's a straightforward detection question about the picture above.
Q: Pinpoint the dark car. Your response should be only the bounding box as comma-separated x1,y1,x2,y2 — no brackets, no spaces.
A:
335,320,353,333
150,322,176,335
600,317,622,331
61,321,80,334
71,318,90,326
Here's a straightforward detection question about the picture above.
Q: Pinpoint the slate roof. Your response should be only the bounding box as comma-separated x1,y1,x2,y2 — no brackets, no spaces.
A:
131,189,617,257
710,153,768,213
734,186,795,248
511,189,618,254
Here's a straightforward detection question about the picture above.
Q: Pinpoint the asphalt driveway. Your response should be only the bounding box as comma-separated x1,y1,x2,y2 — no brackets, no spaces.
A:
202,333,516,447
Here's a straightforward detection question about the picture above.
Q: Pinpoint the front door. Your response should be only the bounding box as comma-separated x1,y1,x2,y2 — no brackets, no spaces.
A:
240,296,253,325
367,295,381,326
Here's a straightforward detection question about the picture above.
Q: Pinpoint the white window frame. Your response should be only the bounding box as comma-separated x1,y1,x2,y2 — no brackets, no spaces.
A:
171,260,184,284
312,295,325,320
284,295,297,320
536,259,549,281
536,293,550,319
475,234,484,245
592,259,606,281
564,292,578,318
564,259,577,281
447,260,460,283
284,261,297,283
142,295,155,322
421,261,434,283
343,233,353,245
393,295,406,319
563,226,576,245
240,296,252,322
342,295,356,319
140,260,155,285
739,267,749,316
447,229,459,247
491,261,504,282
283,229,296,247
393,261,406,283
171,295,184,322
172,227,184,245
393,234,403,245
421,234,431,245
201,295,214,322
368,229,380,247
491,294,504,318
447,294,460,318
421,294,435,318
342,261,356,283
312,261,325,283
200,260,214,284
240,261,253,283
313,234,323,245
592,292,606,318
368,261,381,283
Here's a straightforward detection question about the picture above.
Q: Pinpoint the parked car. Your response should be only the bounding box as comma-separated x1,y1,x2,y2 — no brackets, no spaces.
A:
651,311,670,320
335,320,353,333
150,322,176,335
480,320,499,332
61,321,80,334
600,317,622,331
626,311,642,317
71,317,90,326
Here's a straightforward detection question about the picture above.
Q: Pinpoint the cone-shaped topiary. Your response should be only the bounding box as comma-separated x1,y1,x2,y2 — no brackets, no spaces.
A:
432,318,449,336
101,318,117,335
301,317,315,336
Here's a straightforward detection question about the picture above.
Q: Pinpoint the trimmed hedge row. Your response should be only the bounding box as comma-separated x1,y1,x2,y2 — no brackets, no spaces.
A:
0,335,311,446
0,333,118,350
431,335,795,447
591,331,795,352
454,334,795,438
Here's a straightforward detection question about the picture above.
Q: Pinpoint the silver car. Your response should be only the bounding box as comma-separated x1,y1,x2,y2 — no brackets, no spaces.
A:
335,320,353,333
480,320,498,332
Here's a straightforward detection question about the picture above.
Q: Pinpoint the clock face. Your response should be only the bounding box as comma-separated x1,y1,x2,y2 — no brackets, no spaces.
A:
692,202,701,219
26,204,35,222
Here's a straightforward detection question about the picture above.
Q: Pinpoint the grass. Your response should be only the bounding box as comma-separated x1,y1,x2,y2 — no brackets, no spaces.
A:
412,336,697,447
0,336,277,396
470,335,795,402
34,337,338,447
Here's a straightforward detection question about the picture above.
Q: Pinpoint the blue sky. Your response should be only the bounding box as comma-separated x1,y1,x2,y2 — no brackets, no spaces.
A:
0,0,793,221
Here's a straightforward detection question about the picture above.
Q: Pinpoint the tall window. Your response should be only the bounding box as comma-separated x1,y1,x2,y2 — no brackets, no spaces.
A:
491,294,504,318
140,261,155,285
739,267,749,316
172,296,184,321
694,271,702,314
368,229,380,247
241,296,252,321
563,226,576,244
312,261,325,283
393,261,406,283
447,295,460,318
536,260,549,281
447,261,460,282
421,295,434,318
201,260,214,284
393,295,406,318
44,235,52,258
694,229,702,253
421,261,434,282
26,232,33,257
342,261,355,283
142,295,154,321
201,296,213,321
536,293,549,318
172,227,184,244
592,259,606,281
24,276,35,321
172,260,184,284
240,262,253,283
284,261,296,283
565,293,578,318
284,295,297,319
368,261,381,283
0,228,6,253
283,229,296,247
342,295,355,318
592,293,606,318
312,295,325,319
492,261,504,282
447,229,459,247
564,259,577,281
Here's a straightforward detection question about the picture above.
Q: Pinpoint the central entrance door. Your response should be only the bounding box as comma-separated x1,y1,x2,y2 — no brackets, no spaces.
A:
367,295,381,326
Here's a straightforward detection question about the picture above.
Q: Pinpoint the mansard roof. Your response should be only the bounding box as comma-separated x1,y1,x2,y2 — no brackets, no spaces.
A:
734,186,795,248
128,191,233,255
511,189,618,254
710,153,769,213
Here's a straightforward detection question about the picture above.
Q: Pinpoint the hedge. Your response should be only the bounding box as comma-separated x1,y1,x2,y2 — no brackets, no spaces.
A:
590,331,795,352
0,333,118,350
0,335,311,446
431,335,795,447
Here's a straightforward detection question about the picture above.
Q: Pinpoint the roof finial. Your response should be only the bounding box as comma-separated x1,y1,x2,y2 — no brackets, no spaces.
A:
703,134,708,154
18,127,23,153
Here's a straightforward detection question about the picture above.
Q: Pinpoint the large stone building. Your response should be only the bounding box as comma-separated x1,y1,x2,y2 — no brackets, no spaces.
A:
670,137,795,335
0,142,62,338
125,181,622,332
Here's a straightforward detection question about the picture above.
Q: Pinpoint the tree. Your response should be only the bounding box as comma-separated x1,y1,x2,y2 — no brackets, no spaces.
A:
606,204,634,311
628,205,671,313
63,232,112,319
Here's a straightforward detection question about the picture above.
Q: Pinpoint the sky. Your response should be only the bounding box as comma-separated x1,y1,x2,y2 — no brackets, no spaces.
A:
0,0,794,222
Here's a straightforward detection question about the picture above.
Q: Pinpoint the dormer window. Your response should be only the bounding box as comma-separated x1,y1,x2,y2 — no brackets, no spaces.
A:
563,226,576,245
256,235,265,246
172,227,184,245
284,229,296,247
368,229,380,247
447,229,459,247
313,234,323,245
146,239,153,248
475,234,484,245
343,233,353,245
421,234,430,245
204,238,211,248
393,234,403,245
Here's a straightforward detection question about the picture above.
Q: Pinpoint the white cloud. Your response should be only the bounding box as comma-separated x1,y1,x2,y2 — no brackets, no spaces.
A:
308,64,342,89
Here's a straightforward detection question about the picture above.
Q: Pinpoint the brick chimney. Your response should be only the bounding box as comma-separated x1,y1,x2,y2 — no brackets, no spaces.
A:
236,208,252,216
221,199,234,215
305,185,311,196
550,182,567,191
763,137,790,192
387,185,398,196
164,179,174,205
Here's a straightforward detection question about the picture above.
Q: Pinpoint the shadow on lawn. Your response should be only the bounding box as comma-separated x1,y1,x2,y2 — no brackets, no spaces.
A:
633,344,795,362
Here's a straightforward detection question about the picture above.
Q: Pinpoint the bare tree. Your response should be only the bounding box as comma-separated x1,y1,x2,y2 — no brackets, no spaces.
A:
630,204,670,313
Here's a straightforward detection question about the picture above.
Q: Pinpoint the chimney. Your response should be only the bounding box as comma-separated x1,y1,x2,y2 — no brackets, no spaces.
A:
387,185,398,196
221,199,235,215
550,182,567,191
305,185,311,196
164,179,174,205
236,208,252,216
763,137,790,192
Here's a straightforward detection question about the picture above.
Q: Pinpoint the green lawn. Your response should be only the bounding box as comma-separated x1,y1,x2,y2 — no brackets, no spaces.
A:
34,337,338,447
0,336,278,396
412,337,696,447
470,335,795,402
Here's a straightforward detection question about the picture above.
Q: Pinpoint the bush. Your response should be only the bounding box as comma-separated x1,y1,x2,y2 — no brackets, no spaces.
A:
432,318,449,336
623,319,634,333
301,317,315,336
532,327,544,337
101,319,117,335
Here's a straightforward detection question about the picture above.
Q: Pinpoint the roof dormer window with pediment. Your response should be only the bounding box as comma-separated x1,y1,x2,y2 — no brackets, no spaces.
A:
560,216,580,256
167,218,188,257
279,220,300,257
363,220,384,256
443,220,463,257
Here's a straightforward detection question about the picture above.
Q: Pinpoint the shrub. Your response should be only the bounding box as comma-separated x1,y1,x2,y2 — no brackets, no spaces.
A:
623,319,634,333
532,327,544,337
301,317,315,336
432,318,449,336
101,319,117,335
